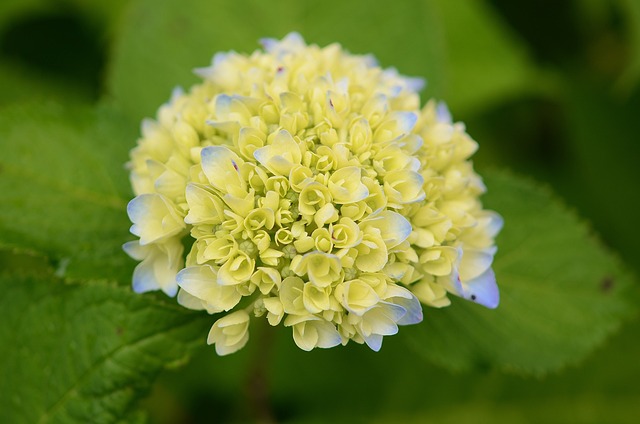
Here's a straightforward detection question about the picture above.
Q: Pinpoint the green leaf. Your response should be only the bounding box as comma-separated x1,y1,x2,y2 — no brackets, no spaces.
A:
0,103,138,283
0,271,210,424
107,0,535,122
405,169,634,374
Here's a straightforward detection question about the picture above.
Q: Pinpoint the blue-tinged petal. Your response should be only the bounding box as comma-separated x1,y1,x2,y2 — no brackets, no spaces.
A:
362,53,379,67
436,101,452,124
365,303,403,336
395,111,418,134
214,94,233,116
314,321,342,349
486,211,504,238
260,32,305,58
132,260,160,294
404,76,426,92
462,268,500,309
363,333,383,352
169,86,184,103
125,239,182,296
259,37,278,52
385,285,423,326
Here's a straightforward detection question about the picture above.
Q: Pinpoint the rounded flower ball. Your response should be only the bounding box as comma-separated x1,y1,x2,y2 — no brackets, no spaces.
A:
124,33,503,355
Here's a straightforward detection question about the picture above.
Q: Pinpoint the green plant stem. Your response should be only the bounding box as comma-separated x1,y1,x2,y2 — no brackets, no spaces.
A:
246,319,275,424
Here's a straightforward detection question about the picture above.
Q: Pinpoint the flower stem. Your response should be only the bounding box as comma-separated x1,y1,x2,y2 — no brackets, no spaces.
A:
245,319,275,423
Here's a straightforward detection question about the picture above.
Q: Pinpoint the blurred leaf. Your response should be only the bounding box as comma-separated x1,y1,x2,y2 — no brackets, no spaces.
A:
405,169,634,374
0,60,92,106
558,79,640,273
431,0,537,115
0,271,210,424
0,0,128,34
0,103,138,283
619,0,640,91
0,0,49,30
0,247,53,275
107,0,535,122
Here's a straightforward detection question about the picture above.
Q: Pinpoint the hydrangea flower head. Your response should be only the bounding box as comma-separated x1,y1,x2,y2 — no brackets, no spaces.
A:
124,33,503,355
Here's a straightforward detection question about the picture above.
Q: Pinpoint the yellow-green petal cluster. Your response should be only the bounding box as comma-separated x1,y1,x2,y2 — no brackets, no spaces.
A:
125,33,502,355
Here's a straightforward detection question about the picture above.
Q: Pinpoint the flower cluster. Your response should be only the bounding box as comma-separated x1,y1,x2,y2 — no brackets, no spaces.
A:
124,33,502,355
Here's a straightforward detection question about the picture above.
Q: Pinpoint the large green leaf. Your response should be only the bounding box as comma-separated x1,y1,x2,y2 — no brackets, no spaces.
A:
0,103,137,283
0,271,210,424
405,170,634,374
107,0,535,122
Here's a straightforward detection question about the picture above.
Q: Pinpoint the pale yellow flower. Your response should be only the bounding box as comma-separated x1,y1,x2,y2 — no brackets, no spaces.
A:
124,32,502,355
207,310,250,355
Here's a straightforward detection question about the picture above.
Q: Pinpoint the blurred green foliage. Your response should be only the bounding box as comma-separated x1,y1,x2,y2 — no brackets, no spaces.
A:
1,0,639,422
